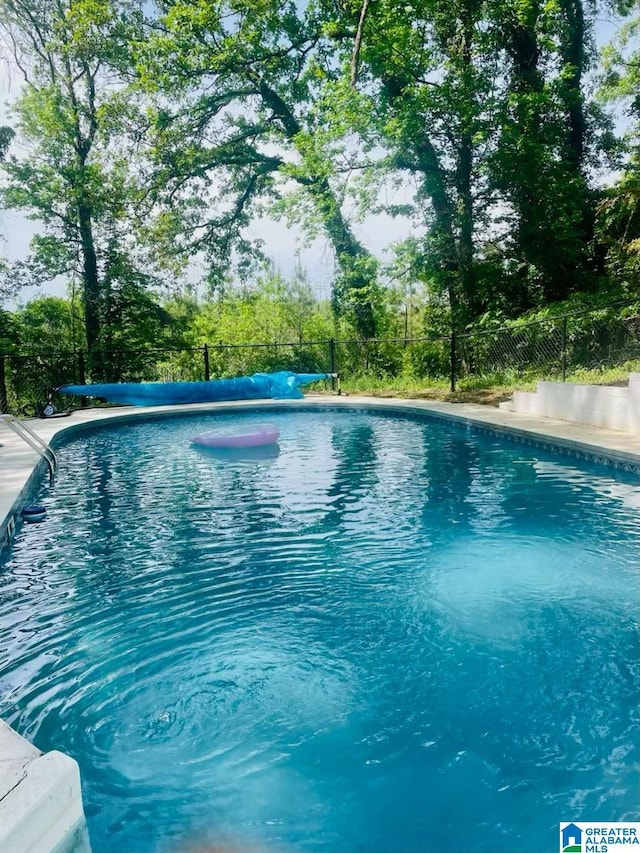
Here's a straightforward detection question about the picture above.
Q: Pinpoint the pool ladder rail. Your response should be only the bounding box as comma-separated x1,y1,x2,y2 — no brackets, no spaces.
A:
0,414,58,483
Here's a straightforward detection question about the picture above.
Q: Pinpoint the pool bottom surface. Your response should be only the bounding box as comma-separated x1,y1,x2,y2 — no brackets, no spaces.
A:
0,410,638,853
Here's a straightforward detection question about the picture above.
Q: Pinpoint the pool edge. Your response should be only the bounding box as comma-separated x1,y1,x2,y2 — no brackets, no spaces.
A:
2,396,639,553
0,394,639,853
0,721,89,853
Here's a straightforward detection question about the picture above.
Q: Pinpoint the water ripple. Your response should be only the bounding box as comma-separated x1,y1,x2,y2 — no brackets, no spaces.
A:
1,410,638,853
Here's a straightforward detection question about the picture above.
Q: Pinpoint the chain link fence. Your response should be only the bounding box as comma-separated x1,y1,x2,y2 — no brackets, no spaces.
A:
1,302,639,415
456,307,640,381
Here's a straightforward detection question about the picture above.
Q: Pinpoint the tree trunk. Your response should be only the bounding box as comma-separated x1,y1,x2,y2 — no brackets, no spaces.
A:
559,0,586,171
394,132,462,330
78,201,102,375
456,13,475,316
457,135,474,312
306,178,377,338
0,356,8,414
503,4,575,303
258,80,378,338
558,0,594,287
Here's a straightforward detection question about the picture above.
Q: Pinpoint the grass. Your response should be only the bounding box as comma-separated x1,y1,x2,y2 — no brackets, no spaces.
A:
567,360,639,385
331,360,640,408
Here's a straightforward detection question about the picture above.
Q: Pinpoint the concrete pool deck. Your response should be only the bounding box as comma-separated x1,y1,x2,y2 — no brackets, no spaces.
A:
1,394,639,853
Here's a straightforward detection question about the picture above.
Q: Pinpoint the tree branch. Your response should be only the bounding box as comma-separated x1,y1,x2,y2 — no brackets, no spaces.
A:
351,0,372,86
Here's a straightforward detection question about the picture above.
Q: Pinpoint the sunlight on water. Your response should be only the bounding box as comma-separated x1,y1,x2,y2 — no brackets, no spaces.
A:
0,410,638,853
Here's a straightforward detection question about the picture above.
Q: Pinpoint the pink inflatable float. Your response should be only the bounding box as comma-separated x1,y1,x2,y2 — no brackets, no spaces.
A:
191,423,280,448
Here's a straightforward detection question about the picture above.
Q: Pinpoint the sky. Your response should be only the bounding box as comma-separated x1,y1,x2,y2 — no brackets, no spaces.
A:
0,195,417,305
0,10,631,309
0,47,417,307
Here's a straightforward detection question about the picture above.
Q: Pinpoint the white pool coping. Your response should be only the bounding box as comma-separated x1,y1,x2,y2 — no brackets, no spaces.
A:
1,394,639,853
0,721,88,853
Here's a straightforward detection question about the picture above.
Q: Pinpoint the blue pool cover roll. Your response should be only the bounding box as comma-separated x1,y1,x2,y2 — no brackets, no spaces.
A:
58,371,330,406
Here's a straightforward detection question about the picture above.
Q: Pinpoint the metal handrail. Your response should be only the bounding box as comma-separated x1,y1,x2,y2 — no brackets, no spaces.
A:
0,415,57,482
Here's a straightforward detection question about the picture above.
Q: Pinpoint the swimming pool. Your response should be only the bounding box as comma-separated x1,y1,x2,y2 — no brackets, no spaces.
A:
0,408,638,853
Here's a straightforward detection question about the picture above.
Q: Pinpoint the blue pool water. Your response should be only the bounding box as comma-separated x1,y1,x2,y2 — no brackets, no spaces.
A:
0,409,638,853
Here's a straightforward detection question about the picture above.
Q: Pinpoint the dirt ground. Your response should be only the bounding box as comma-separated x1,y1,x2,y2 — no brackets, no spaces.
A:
336,387,514,407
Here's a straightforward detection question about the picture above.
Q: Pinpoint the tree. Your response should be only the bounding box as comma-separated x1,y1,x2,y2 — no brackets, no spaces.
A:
15,295,83,352
137,0,381,337
489,0,612,305
184,264,333,346
0,306,19,352
0,126,13,160
0,123,15,304
336,0,622,324
597,8,640,287
325,0,501,329
0,0,174,375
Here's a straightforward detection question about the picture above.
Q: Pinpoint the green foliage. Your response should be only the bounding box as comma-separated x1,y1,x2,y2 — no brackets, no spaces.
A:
597,12,640,287
0,0,638,367
135,0,381,337
178,267,335,376
0,308,20,352
0,0,177,370
0,126,13,160
597,163,640,285
599,13,640,110
15,296,84,352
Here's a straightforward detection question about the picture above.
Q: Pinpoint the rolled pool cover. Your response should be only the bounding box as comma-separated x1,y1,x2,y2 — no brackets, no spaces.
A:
58,371,330,407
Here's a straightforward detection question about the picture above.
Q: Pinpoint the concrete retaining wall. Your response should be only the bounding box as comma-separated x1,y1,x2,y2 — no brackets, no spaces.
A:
501,373,640,434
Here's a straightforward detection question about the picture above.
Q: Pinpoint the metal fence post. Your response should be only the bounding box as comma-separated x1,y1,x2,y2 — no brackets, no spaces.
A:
561,316,568,382
203,344,210,382
328,338,337,392
0,356,8,413
450,331,457,392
